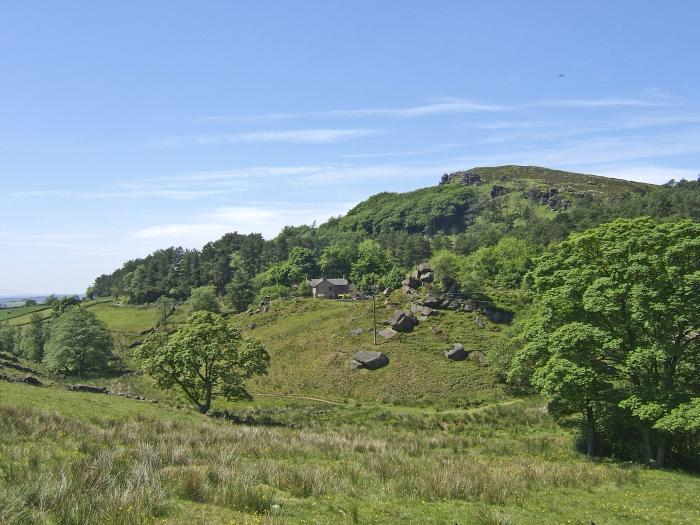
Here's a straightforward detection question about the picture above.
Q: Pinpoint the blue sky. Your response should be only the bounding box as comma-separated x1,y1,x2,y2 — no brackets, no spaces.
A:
1,1,699,294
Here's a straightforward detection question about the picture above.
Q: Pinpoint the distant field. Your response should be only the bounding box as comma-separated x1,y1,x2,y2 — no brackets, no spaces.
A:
1,381,699,524
4,298,113,326
0,303,48,323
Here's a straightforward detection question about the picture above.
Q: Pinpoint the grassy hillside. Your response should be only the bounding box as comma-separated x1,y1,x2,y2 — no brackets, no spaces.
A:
2,381,700,524
237,297,507,406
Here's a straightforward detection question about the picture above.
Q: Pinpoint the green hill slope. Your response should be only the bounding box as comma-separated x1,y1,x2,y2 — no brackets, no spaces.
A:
238,297,507,406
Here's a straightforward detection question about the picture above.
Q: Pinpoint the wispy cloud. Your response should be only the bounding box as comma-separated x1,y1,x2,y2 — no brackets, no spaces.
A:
199,96,673,124
200,98,508,123
155,128,379,146
129,203,356,244
527,97,675,109
11,188,226,200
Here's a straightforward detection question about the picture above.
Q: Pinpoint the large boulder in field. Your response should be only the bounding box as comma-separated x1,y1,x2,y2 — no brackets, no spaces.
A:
445,343,467,361
390,310,417,332
350,351,389,370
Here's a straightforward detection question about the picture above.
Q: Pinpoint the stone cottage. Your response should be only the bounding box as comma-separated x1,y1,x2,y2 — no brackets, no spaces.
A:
308,277,351,299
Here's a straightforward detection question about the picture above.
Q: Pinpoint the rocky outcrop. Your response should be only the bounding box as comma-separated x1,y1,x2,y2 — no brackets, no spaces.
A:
350,351,389,370
440,171,483,186
490,185,509,198
526,186,568,210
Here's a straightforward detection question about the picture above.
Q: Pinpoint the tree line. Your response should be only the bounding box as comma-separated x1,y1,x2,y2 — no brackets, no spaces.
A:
87,175,700,313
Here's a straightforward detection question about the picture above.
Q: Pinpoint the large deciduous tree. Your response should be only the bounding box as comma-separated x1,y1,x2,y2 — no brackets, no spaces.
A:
43,307,114,377
135,311,270,413
510,218,699,466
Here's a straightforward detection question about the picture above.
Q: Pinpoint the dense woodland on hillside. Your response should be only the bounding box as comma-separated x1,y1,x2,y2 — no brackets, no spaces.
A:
87,166,699,309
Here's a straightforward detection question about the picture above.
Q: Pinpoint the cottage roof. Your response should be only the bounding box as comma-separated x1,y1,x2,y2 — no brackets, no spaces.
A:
308,277,349,287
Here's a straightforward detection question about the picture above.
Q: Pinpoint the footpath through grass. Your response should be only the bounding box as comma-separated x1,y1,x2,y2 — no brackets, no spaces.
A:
1,381,699,524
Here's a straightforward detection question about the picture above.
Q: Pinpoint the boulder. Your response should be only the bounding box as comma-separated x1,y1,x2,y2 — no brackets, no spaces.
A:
247,323,257,330
469,350,487,366
445,343,467,361
390,310,416,332
69,384,108,394
416,262,431,273
378,327,398,339
422,271,435,283
475,316,485,328
350,351,389,370
348,328,364,336
401,276,422,289
419,306,437,316
382,287,391,296
483,309,513,324
416,315,429,322
402,285,416,295
463,300,477,312
421,295,442,308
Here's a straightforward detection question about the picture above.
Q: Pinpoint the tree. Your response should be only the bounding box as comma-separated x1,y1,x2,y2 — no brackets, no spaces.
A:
50,296,81,317
510,218,700,466
319,243,355,277
350,240,392,284
19,313,45,361
224,253,255,312
43,308,114,377
187,285,221,314
135,311,270,413
0,323,17,355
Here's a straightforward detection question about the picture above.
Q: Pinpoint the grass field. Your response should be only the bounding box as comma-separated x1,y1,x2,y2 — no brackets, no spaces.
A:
0,304,49,323
1,381,699,524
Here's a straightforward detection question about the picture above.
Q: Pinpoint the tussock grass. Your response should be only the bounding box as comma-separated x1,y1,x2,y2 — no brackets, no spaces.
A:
0,394,662,524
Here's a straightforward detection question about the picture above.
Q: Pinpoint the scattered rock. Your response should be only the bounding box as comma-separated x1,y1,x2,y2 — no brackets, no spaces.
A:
68,384,108,394
420,295,442,308
382,287,391,296
247,323,257,330
416,315,429,322
350,351,389,370
469,350,487,366
463,300,477,312
401,276,422,289
390,310,417,332
475,316,485,328
445,343,468,361
348,328,364,336
378,327,398,339
21,375,43,386
483,308,513,324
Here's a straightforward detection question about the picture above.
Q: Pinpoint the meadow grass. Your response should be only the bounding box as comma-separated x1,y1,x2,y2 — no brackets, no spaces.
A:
1,382,699,524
